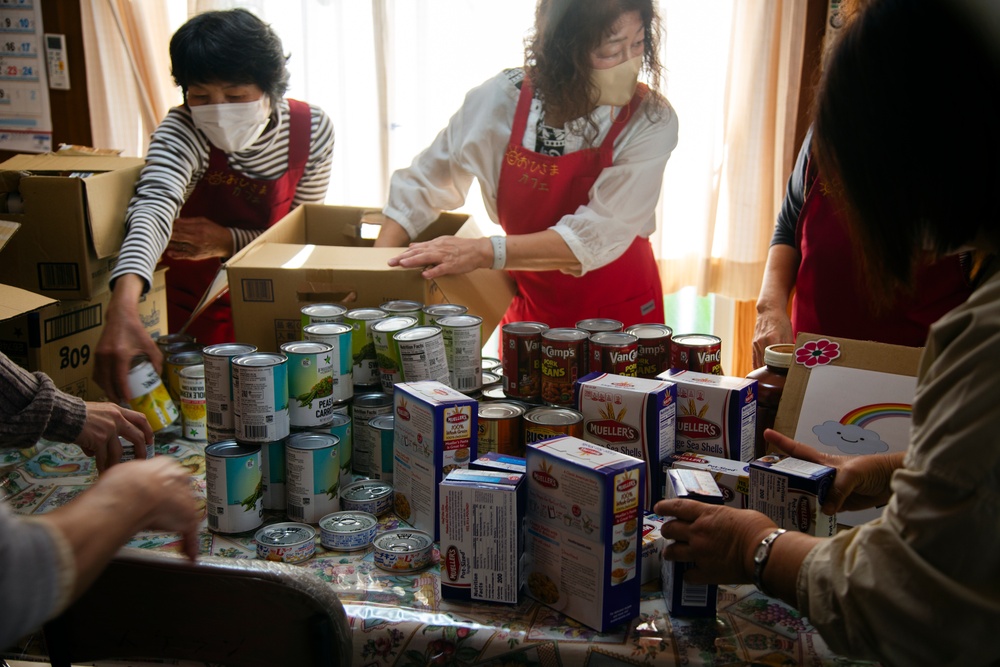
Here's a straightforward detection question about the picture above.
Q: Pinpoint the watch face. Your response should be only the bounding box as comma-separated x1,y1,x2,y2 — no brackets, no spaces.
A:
754,542,769,565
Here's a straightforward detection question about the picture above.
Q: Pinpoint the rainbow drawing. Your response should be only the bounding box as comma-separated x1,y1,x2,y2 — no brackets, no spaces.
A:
840,403,912,429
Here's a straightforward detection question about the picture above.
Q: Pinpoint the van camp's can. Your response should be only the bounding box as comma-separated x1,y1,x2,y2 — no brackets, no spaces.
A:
421,303,468,325
373,529,433,572
501,321,549,402
368,415,395,483
370,316,418,393
126,356,179,432
285,432,341,524
205,441,263,534
340,479,394,516
163,345,203,401
232,353,289,443
281,341,335,428
203,343,257,432
319,511,379,551
178,364,207,441
302,323,354,403
255,522,316,564
589,332,639,377
118,435,154,462
626,323,674,378
345,308,387,388
478,401,525,456
438,314,483,394
380,300,424,320
394,326,450,385
301,303,347,328
261,438,286,510
523,407,584,446
540,328,589,407
670,333,724,375
351,393,393,477
575,318,624,335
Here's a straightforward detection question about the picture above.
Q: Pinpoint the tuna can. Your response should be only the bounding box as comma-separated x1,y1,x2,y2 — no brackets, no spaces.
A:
261,438,287,511
118,436,154,462
205,441,263,534
523,406,584,447
482,356,502,374
255,522,316,564
670,333,724,375
285,432,341,524
540,328,590,407
626,323,674,379
480,385,509,401
163,345,203,401
178,364,207,441
368,414,395,483
589,332,639,377
345,308,387,388
319,511,379,551
351,392,393,477
300,303,347,327
340,479,394,516
281,341,336,428
501,321,550,402
370,316,418,393
372,529,434,572
232,352,289,442
302,323,354,403
203,343,257,432
394,326,450,385
380,299,424,320
478,401,526,456
575,318,624,335
438,314,483,394
126,356,179,432
481,371,502,389
421,303,468,324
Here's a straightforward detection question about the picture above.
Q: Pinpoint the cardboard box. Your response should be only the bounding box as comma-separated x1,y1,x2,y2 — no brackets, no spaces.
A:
0,269,168,401
219,204,515,352
0,154,146,299
668,450,751,509
660,369,757,462
640,512,667,585
749,454,837,537
661,469,723,617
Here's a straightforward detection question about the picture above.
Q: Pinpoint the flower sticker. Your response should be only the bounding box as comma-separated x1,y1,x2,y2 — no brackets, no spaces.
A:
795,338,841,368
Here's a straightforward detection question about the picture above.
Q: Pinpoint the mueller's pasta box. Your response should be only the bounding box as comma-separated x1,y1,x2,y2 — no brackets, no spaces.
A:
659,369,757,462
667,450,751,509
392,380,478,540
470,451,526,474
749,454,837,537
439,468,525,603
575,372,677,510
525,436,645,633
640,512,667,585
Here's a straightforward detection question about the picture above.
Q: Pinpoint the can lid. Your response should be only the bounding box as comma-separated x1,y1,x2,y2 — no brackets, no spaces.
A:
205,440,262,457
373,529,432,553
167,350,204,364
479,402,526,419
371,316,418,333
481,371,502,386
303,322,353,336
422,303,468,316
502,321,549,334
328,413,352,427
345,308,387,320
202,343,257,357
369,415,394,429
590,331,638,345
672,333,722,346
626,323,673,339
394,326,442,342
286,432,339,450
280,341,334,355
525,406,582,425
302,303,347,316
436,314,483,328
178,364,205,378
576,318,623,332
255,522,316,545
764,343,795,368
380,300,423,311
232,352,286,367
320,511,378,532
542,327,590,342
341,480,393,501
352,392,392,408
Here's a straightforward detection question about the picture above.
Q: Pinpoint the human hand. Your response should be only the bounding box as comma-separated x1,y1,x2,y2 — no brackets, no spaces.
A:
387,235,493,280
165,216,234,261
95,275,161,403
752,308,793,368
764,428,898,514
75,402,153,472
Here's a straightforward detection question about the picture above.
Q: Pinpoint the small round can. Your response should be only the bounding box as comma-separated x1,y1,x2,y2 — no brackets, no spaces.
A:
481,356,502,374
588,332,639,377
163,345,203,401
178,364,207,441
126,356,179,432
340,479,394,516
372,529,433,572
345,308,387,388
421,303,468,324
523,406,584,447
281,341,336,429
351,392,393,477
255,522,316,564
319,511,379,551
670,333,724,375
370,316,418,393
203,343,257,432
481,371,502,388
205,441,263,534
380,299,424,320
626,323,674,379
501,321,550,402
575,318,624,335
540,328,589,407
260,438,287,511
285,432,341,524
302,323,354,403
478,401,525,456
300,303,347,327
480,385,509,401
394,326,450,386
232,353,289,442
438,314,483,394
369,414,395,483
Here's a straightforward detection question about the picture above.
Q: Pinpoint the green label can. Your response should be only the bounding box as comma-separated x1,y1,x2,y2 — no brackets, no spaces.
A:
281,341,335,428
232,353,289,442
371,315,418,394
285,432,340,524
302,322,354,403
206,441,263,534
438,314,484,394
301,303,347,328
369,414,395,483
345,308,387,388
261,438,287,511
203,343,257,432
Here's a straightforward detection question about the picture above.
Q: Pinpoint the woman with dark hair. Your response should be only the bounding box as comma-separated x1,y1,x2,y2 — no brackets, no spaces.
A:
95,8,334,402
657,0,1000,664
374,0,678,328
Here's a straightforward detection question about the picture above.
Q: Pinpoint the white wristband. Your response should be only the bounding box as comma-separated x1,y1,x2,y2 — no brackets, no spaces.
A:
489,235,507,270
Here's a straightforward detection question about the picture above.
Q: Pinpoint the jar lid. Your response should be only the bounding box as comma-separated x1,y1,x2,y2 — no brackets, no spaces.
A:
764,343,795,368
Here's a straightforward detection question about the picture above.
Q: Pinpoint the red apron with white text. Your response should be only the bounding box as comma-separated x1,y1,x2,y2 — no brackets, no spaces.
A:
496,78,664,329
161,99,311,346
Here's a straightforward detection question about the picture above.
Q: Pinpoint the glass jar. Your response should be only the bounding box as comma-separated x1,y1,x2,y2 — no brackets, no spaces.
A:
746,343,794,459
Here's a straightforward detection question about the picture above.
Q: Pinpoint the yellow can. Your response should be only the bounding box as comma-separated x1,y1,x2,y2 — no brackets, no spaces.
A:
127,356,179,432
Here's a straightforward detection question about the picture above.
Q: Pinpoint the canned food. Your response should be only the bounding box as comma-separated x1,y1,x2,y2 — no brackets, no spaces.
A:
481,356,502,374
351,393,393,477
481,371,502,388
372,529,434,572
118,435,154,462
340,479,394,516
260,438,286,511
281,341,336,428
203,343,257,432
625,323,673,379
327,413,354,490
302,323,353,403
163,345,203,401
575,318,624,335
540,328,589,407
319,511,379,551
155,333,195,359
394,326,450,386
523,406,584,446
501,321,550,402
369,414,395,482
232,353,289,442
285,432,341,524
478,402,525,456
255,522,316,564
178,364,206,441
670,333,724,375
126,356,179,432
205,441,263,534
380,299,424,320
589,332,639,377
421,303,468,324
345,308,387,388
370,316,418,393
438,314,483,394
480,385,509,401
300,303,347,328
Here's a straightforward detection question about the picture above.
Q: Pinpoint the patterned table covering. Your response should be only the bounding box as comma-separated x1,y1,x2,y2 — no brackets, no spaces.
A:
1,439,877,667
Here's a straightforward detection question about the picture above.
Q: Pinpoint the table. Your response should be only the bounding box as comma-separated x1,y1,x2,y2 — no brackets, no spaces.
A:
1,439,876,667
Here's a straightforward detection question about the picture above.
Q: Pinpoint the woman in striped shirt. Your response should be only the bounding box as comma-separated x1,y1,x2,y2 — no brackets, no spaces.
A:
95,9,334,403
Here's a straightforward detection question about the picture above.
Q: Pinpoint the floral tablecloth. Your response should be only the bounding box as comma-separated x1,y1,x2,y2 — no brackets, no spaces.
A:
1,439,876,667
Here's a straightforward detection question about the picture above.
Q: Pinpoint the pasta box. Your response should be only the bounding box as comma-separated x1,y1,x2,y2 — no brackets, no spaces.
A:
659,369,757,462
749,454,837,537
667,450,751,509
470,451,526,474
640,512,667,585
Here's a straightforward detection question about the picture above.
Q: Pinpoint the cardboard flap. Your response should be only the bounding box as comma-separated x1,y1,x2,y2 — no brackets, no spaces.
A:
0,283,57,321
432,269,515,336
0,220,20,254
83,165,145,258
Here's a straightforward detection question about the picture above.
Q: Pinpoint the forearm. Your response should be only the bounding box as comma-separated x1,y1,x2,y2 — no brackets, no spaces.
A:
756,244,799,314
0,353,85,446
752,529,820,605
505,229,580,272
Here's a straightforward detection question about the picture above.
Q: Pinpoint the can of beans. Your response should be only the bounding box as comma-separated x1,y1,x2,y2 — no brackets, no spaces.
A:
380,299,424,320
126,356,179,432
421,303,468,325
501,321,550,402
625,323,674,379
351,392,393,477
255,522,316,564
203,343,257,433
478,401,525,456
302,323,354,403
178,364,207,441
540,327,590,407
232,353,289,443
575,318,624,335
394,326,450,385
589,332,639,377
300,303,347,327
281,341,335,429
370,316,418,394
345,308,387,388
205,440,263,534
438,314,483,394
369,414,395,483
163,345,203,401
260,438,286,511
285,432,341,524
670,333,724,375
340,479,394,516
523,406,584,446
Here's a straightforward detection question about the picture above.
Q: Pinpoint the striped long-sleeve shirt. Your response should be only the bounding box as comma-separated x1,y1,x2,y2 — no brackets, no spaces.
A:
111,99,335,291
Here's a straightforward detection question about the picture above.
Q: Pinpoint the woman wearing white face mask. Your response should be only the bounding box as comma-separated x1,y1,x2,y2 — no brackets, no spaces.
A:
374,0,678,329
95,8,334,404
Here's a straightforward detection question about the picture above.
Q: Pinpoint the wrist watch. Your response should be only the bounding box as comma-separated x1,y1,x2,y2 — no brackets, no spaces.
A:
752,528,787,597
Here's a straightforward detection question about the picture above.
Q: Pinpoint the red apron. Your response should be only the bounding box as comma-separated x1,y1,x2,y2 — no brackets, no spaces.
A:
496,78,664,329
161,99,311,345
793,158,971,345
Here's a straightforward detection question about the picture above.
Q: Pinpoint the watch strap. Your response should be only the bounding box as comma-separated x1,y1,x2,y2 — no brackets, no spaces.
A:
753,528,787,596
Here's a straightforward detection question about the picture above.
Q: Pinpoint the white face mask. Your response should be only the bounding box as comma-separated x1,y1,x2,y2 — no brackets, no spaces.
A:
189,97,271,153
591,55,643,107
